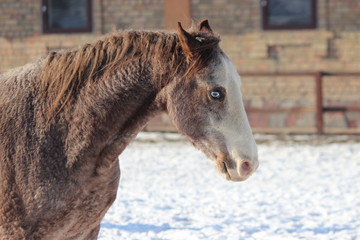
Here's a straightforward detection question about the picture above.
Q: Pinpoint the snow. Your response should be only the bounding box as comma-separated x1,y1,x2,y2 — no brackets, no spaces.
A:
98,133,360,240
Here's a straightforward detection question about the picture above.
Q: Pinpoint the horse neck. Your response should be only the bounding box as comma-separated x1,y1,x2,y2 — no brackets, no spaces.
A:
64,60,162,167
53,31,186,167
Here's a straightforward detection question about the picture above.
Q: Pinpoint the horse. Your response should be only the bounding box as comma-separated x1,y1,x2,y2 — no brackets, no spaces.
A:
0,20,258,239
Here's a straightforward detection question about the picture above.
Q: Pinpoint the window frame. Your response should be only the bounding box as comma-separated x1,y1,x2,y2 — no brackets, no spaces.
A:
42,0,93,34
262,0,317,30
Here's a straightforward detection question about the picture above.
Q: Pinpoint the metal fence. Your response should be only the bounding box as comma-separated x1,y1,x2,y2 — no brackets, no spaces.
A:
241,72,360,134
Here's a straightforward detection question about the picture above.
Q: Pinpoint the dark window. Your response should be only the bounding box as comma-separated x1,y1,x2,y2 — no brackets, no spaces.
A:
42,0,92,33
262,0,317,30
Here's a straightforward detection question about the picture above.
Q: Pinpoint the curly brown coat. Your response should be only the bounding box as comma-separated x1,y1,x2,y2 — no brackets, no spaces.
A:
0,20,220,239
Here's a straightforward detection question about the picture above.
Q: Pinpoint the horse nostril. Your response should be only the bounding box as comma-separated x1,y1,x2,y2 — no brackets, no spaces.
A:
241,161,252,175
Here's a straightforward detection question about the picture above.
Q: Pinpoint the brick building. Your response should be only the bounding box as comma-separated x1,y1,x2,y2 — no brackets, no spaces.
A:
1,0,360,133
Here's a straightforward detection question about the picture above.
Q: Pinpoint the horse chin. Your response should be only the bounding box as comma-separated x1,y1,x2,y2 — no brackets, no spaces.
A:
214,160,230,180
218,161,232,181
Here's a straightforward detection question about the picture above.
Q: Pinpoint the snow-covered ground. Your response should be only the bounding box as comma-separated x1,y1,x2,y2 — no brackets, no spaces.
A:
99,133,360,240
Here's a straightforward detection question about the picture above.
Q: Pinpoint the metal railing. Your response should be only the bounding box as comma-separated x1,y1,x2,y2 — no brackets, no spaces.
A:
241,72,360,134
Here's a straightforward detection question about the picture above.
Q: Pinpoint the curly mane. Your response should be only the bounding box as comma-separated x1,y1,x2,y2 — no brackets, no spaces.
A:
40,28,220,118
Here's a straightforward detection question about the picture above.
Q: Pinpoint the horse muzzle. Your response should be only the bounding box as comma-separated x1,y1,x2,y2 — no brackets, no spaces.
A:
218,157,259,182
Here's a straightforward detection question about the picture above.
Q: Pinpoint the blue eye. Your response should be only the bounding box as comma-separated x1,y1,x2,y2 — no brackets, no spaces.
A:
209,88,225,101
210,91,221,99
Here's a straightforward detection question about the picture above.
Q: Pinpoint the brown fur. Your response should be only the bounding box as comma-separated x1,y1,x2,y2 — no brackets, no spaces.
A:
40,24,219,119
0,21,224,239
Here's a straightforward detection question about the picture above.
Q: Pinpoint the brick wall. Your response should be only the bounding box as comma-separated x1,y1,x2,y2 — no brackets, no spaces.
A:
0,0,40,39
101,0,164,32
240,75,316,133
191,0,360,34
1,0,360,133
323,75,360,131
219,30,360,132
328,0,360,32
191,0,261,34
0,0,164,72
0,34,102,73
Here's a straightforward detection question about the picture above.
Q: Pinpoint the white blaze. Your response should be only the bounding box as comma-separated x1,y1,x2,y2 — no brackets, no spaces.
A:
210,55,258,181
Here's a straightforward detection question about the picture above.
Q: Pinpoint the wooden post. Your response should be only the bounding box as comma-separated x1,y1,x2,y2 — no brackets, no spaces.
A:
164,0,192,30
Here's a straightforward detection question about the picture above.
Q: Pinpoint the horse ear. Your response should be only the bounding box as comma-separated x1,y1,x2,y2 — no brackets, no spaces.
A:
177,22,199,59
199,19,213,33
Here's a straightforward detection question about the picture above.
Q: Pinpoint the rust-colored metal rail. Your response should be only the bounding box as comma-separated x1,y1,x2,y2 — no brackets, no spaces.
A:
240,71,360,134
315,72,323,134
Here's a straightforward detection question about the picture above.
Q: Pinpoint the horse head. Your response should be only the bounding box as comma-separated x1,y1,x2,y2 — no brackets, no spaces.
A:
163,20,258,181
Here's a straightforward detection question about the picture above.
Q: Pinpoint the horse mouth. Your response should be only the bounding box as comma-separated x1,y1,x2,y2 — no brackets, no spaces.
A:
222,161,231,180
